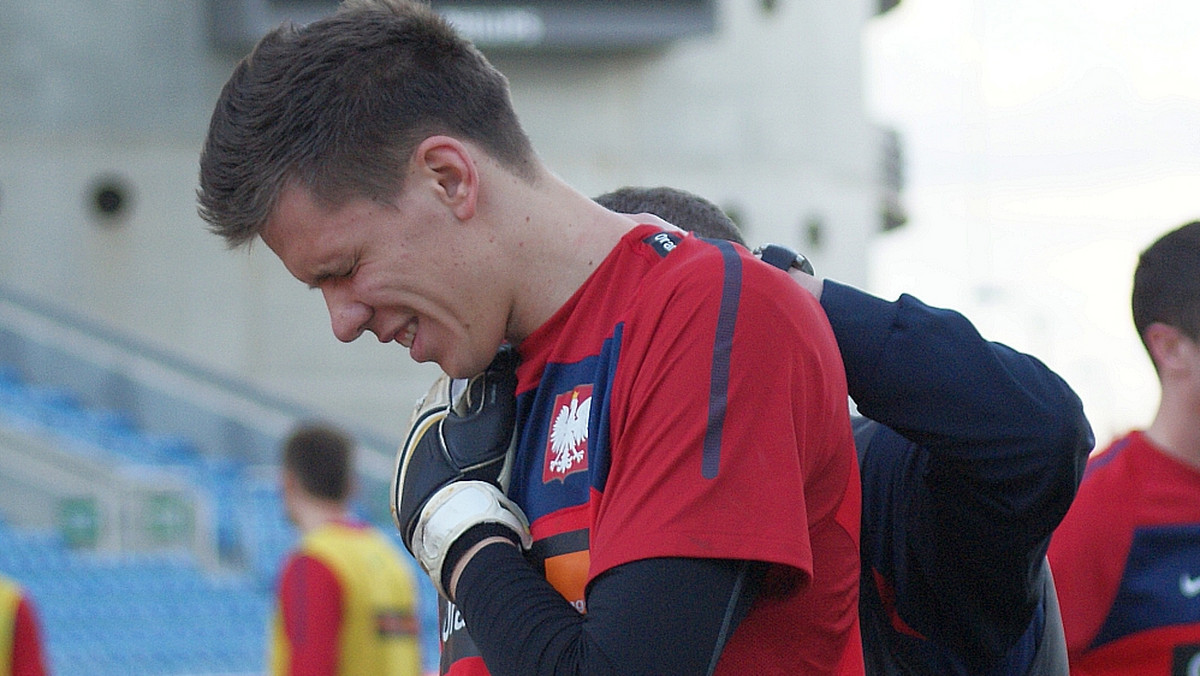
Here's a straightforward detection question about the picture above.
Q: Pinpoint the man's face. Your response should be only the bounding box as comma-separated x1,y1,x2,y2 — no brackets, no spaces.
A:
261,184,504,378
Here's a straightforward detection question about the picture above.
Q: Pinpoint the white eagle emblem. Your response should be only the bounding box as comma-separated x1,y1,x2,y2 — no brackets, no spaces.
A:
544,385,592,482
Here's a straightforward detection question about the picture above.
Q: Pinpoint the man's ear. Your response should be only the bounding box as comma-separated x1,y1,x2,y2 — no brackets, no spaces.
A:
1145,322,1185,374
414,135,478,221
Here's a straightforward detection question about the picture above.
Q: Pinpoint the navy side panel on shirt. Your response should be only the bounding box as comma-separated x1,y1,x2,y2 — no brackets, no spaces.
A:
509,350,615,524
1093,524,1200,650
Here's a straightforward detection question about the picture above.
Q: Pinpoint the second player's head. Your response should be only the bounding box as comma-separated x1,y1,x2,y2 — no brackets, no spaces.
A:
1132,220,1200,367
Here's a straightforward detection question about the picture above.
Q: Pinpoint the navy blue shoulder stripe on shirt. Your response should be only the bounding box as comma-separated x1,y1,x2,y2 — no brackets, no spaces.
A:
702,239,741,479
1081,434,1131,479
640,231,742,480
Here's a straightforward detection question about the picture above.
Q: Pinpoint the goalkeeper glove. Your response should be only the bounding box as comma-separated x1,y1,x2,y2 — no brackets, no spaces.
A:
390,345,531,598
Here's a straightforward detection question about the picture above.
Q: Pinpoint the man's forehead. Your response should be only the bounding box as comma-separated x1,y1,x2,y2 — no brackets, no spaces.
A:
259,188,340,278
264,184,348,243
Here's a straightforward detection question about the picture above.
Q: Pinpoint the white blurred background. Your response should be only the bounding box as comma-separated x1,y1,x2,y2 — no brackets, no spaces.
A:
864,0,1200,444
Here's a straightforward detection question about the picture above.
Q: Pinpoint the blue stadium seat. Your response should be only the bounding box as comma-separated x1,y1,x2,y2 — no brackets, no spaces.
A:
0,523,271,675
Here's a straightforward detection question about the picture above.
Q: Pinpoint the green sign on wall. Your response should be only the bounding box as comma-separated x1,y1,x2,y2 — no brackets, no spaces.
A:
57,497,100,548
145,492,194,545
144,493,193,545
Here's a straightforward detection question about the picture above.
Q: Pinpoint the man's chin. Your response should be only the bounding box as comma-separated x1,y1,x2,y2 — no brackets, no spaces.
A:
410,345,459,377
439,355,493,380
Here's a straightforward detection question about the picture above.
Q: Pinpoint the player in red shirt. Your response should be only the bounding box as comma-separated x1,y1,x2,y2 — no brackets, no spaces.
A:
411,224,862,675
197,2,864,673
1049,221,1200,675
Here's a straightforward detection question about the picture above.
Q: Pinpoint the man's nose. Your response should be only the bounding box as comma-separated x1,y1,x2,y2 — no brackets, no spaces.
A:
323,289,371,342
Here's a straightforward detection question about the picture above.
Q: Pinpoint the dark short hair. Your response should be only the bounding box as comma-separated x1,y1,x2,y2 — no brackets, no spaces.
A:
198,0,536,248
1132,220,1200,351
282,422,355,501
594,186,747,247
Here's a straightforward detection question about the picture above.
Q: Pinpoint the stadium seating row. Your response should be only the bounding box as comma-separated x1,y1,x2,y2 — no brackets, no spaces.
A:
1,519,273,675
0,361,440,674
0,364,283,674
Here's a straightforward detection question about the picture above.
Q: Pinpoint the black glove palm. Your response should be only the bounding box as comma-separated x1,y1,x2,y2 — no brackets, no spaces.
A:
390,345,528,598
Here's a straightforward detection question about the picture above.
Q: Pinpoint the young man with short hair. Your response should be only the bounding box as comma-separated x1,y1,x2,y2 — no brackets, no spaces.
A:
199,2,863,674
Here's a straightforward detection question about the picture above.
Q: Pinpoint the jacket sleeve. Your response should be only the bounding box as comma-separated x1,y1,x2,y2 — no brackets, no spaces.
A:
822,280,1094,663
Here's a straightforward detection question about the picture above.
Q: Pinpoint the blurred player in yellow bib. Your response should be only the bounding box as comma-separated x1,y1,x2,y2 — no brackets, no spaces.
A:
269,422,422,676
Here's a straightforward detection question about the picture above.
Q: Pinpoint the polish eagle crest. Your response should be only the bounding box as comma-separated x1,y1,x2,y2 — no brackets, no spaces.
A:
543,384,592,482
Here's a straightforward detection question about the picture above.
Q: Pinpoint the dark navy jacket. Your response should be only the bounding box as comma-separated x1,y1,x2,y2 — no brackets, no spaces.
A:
821,281,1093,675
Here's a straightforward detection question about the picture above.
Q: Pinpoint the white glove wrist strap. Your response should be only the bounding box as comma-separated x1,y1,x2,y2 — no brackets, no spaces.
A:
413,480,532,598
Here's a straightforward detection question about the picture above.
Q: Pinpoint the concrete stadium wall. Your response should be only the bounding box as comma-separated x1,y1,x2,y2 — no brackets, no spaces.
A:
0,0,886,443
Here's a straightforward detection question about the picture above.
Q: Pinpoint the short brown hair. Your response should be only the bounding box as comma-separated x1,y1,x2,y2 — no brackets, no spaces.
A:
594,186,746,246
1132,220,1200,354
198,0,536,247
282,422,355,501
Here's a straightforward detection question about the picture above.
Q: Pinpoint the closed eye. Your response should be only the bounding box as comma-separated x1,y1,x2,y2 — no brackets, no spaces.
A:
308,261,357,290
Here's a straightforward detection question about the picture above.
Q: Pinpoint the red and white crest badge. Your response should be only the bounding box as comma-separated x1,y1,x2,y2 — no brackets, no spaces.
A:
543,384,592,483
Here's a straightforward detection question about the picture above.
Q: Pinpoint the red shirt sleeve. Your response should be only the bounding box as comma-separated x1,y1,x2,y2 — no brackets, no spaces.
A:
278,554,344,676
12,596,47,676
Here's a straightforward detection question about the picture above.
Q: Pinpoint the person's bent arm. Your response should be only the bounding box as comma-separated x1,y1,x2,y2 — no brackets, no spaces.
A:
278,555,343,676
821,280,1092,523
821,279,1092,662
12,595,48,676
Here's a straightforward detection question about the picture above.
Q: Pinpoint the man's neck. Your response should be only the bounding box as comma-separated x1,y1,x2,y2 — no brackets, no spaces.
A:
500,175,639,344
1145,394,1200,470
292,500,351,535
